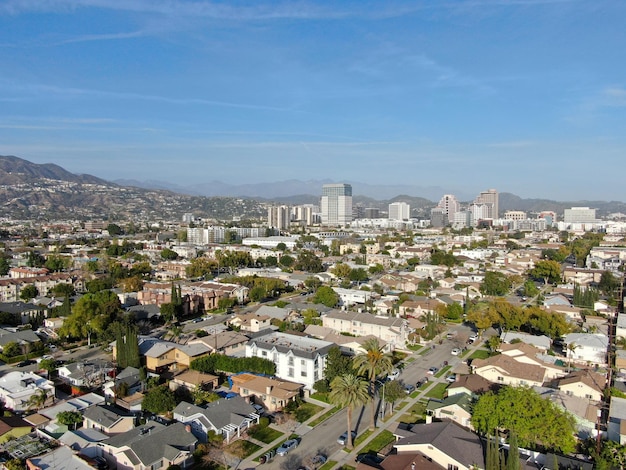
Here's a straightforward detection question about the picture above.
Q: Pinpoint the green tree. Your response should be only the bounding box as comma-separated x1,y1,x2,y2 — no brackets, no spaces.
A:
3,341,21,357
160,248,179,260
44,254,71,272
293,250,323,272
19,284,39,301
304,277,322,291
481,271,512,296
313,286,339,308
0,255,10,276
353,338,394,431
471,386,576,453
142,385,177,414
50,283,76,298
278,254,294,268
530,260,562,285
382,379,405,413
328,374,369,450
26,388,51,411
598,270,619,296
106,223,123,236
323,346,354,385
332,263,352,280
57,410,83,430
185,258,217,279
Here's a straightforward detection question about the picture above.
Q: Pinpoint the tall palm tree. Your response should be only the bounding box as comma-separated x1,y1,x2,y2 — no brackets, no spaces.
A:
567,343,578,373
352,338,394,431
26,388,51,411
328,374,369,450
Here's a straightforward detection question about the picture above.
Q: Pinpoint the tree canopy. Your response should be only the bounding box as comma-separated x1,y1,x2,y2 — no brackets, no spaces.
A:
313,286,339,308
471,386,576,454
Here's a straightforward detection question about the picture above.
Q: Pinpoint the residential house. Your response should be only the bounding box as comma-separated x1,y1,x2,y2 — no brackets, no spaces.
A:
426,393,474,430
0,371,55,412
498,343,567,381
57,359,114,390
472,354,553,387
500,332,551,351
563,333,608,366
38,393,106,434
304,325,389,355
58,428,110,459
100,422,197,470
322,310,410,351
246,331,333,389
608,396,626,444
616,313,626,340
254,305,291,321
392,421,485,470
616,350,626,372
0,301,43,325
169,370,219,395
26,445,95,470
188,330,249,356
0,416,31,443
173,397,258,443
446,374,497,399
171,343,211,370
230,373,302,412
556,369,605,402
227,312,271,333
332,287,373,306
102,367,142,401
398,298,445,318
0,328,42,353
83,404,136,435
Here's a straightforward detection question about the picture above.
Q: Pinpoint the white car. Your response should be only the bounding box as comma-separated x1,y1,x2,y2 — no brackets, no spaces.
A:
468,333,478,342
451,348,461,356
387,369,400,381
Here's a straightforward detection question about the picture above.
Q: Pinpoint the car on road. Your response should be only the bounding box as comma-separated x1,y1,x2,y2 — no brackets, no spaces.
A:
469,333,478,342
337,430,357,445
451,347,461,356
387,369,400,380
446,373,457,383
404,383,415,394
16,359,36,367
276,438,298,456
427,366,438,375
355,453,384,465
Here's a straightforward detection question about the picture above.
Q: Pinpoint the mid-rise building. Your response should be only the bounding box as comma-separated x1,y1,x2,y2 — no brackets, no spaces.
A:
503,210,527,221
364,208,380,219
321,183,352,227
564,207,597,224
388,202,410,221
473,189,499,219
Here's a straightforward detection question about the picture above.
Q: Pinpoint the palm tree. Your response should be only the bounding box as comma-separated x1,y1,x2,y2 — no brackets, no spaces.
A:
26,388,51,411
328,374,369,450
352,338,394,431
567,343,578,372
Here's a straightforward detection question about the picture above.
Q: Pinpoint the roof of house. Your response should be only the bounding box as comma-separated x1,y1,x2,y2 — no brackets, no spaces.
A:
104,422,197,466
323,310,406,328
557,369,605,393
83,404,134,428
231,373,302,399
426,393,472,413
0,415,30,436
173,396,256,430
472,354,547,383
27,445,94,470
172,370,219,386
563,333,609,349
447,374,498,396
393,421,485,469
247,331,334,359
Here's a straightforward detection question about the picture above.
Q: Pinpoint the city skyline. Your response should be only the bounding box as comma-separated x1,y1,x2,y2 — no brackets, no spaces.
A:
1,1,624,201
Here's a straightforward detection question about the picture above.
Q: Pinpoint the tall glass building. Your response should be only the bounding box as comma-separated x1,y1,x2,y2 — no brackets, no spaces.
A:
321,183,352,226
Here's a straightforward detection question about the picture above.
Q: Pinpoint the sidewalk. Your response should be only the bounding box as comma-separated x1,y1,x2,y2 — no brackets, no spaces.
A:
237,395,335,469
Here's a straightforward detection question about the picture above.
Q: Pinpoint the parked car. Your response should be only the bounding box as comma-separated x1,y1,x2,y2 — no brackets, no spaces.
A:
16,359,36,368
276,438,299,456
415,378,426,388
427,366,438,375
469,333,478,342
252,404,265,414
446,373,457,383
337,430,357,445
404,383,415,394
356,453,384,465
387,369,400,381
451,348,461,356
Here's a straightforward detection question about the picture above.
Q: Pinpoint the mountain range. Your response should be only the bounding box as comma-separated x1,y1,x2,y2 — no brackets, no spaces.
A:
1,155,625,221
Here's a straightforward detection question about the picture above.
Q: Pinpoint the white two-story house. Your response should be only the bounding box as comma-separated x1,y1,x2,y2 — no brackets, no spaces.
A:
245,332,333,390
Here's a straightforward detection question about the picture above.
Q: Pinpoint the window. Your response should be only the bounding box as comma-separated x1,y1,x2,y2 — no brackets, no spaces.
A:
447,466,458,470
301,359,305,366
301,371,307,377
288,368,294,377
314,357,319,367
314,371,318,381
243,389,248,395
262,351,267,357
273,353,278,362
497,376,504,382
288,357,294,366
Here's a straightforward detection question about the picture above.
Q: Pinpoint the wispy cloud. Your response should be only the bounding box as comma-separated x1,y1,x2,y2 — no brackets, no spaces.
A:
487,140,535,148
1,81,292,112
52,30,145,45
601,87,626,107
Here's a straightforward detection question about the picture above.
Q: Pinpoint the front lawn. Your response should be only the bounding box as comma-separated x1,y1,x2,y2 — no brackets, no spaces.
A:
360,430,395,454
470,349,491,360
310,392,330,403
425,383,448,399
224,439,261,459
309,406,339,427
399,401,427,424
247,425,283,444
293,401,323,422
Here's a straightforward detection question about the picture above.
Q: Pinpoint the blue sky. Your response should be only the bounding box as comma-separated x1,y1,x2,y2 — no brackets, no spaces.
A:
0,0,624,200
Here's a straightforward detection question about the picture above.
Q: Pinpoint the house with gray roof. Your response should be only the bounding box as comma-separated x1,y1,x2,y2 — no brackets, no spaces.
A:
83,404,135,435
100,421,197,470
26,445,94,470
0,327,41,352
57,359,114,389
392,420,485,470
246,331,333,389
500,332,551,351
322,310,410,351
426,393,473,430
563,333,608,366
608,396,626,444
173,396,258,443
59,427,109,458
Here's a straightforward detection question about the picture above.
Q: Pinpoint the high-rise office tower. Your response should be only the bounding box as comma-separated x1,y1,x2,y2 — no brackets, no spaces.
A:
437,194,460,220
388,202,410,220
473,189,499,219
321,183,352,226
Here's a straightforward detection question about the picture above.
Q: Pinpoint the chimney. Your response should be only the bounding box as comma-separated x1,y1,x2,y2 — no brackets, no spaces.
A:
266,386,272,394
185,425,192,433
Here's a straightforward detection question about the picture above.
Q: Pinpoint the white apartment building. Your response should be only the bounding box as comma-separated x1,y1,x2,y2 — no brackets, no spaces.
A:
388,202,410,221
322,311,410,350
474,189,499,219
437,194,460,220
564,207,597,224
245,332,334,389
268,205,291,231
